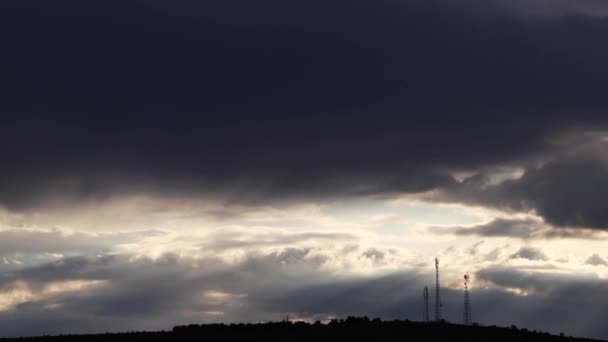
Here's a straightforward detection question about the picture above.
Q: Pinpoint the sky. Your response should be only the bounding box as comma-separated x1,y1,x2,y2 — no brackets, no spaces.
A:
2,0,608,339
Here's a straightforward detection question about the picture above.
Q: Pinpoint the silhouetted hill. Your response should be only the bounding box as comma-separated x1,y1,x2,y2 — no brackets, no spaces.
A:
0,317,603,342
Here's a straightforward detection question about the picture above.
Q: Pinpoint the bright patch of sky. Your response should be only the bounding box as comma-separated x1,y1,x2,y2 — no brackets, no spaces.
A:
1,194,607,283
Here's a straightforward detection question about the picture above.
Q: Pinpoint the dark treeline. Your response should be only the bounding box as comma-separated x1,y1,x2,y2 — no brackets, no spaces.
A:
0,317,602,342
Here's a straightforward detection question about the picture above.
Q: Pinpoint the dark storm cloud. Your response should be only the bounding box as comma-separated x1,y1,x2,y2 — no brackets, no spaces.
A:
498,158,608,229
2,0,608,209
433,156,608,230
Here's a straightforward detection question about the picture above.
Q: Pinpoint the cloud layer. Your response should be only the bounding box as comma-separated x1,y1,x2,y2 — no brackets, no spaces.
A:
2,250,608,339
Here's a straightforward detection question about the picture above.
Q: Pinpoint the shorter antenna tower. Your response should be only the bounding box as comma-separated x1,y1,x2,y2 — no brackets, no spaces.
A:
463,274,472,325
423,286,429,322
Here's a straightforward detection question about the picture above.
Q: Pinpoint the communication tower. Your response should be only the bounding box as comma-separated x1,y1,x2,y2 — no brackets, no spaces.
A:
423,286,429,322
464,274,472,325
435,258,443,321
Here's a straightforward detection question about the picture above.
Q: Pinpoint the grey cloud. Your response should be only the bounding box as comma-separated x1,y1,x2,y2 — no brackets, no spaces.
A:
540,228,604,239
0,229,168,270
200,232,357,252
509,247,548,261
0,249,337,336
476,267,602,295
467,241,484,255
362,248,386,264
431,219,542,239
430,218,603,239
585,254,608,266
484,247,503,261
473,265,608,340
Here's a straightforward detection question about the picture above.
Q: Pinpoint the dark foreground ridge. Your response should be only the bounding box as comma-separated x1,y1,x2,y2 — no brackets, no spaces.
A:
1,317,603,342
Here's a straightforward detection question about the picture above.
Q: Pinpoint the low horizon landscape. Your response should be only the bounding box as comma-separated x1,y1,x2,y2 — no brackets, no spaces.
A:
3,318,606,342
1,317,604,342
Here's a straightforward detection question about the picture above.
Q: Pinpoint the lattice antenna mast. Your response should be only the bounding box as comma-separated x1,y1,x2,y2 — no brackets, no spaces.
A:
423,286,429,322
435,258,443,321
464,274,472,325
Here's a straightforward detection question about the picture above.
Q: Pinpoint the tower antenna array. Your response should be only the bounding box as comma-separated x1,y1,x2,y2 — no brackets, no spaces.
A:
464,274,472,325
423,286,429,322
435,258,443,321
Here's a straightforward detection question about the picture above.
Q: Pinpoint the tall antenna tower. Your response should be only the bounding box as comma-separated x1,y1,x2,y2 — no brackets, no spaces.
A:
423,286,429,322
435,258,443,321
463,274,472,325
